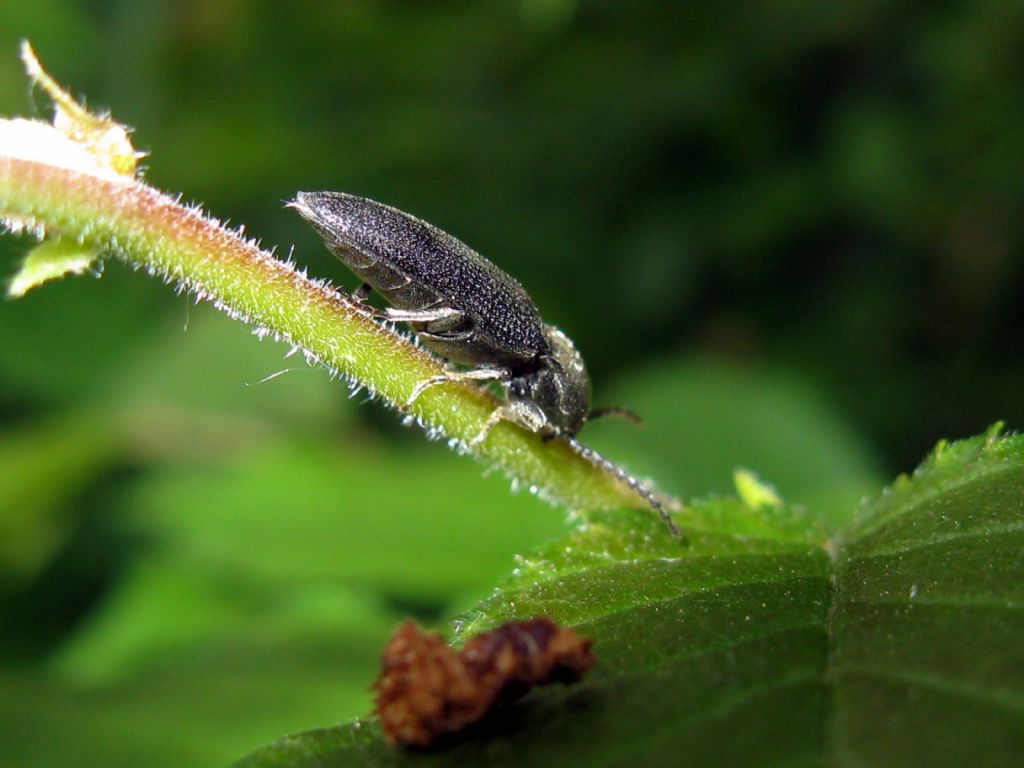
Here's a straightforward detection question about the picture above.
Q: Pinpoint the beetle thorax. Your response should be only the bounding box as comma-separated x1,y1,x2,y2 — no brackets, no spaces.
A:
509,324,591,436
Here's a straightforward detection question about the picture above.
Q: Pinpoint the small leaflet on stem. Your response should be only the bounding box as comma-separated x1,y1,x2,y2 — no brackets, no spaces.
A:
7,238,99,298
20,40,143,178
734,468,783,509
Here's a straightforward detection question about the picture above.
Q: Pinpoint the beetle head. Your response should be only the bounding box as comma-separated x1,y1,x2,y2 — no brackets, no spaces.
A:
510,325,591,436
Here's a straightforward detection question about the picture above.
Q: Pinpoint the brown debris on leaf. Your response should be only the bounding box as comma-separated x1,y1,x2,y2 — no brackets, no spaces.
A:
373,617,595,748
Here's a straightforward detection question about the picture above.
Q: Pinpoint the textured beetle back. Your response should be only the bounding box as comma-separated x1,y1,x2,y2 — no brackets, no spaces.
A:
295,192,549,364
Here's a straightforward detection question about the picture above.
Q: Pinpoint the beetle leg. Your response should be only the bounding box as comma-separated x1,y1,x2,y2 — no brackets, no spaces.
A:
469,398,549,447
587,406,642,425
406,366,510,407
468,407,508,447
380,274,414,293
384,306,463,324
346,291,457,322
419,328,474,343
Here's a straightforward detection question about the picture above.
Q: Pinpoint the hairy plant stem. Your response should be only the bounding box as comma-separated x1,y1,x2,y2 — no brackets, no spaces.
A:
0,150,655,514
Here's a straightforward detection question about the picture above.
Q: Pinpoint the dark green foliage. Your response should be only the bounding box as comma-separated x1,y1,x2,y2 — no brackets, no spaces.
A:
2,2,1023,766
3,2,1023,466
237,430,1024,767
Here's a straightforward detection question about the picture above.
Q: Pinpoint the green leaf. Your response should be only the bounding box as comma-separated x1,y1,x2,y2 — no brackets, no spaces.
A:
585,361,884,530
6,237,99,297
0,601,398,768
236,429,1023,767
828,426,1024,766
0,412,119,585
120,438,570,600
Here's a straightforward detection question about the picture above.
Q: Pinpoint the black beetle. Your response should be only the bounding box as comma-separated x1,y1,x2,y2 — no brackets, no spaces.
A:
291,191,591,437
290,191,680,536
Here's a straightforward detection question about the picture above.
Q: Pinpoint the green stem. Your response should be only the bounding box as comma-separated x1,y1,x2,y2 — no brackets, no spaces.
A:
0,153,652,513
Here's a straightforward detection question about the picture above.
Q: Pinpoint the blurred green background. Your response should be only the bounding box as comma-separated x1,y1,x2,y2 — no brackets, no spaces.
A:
1,2,1022,766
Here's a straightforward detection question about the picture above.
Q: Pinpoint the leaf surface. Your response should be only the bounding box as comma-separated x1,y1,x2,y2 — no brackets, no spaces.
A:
236,429,1024,767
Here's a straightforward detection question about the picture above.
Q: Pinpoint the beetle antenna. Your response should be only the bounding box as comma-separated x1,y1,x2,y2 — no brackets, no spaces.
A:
587,406,642,426
564,435,684,540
